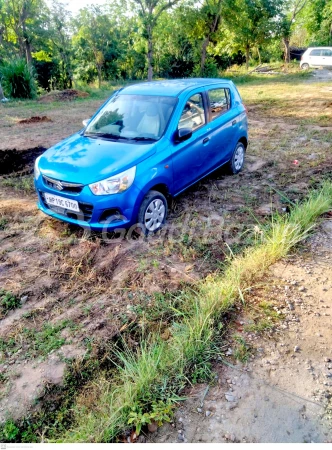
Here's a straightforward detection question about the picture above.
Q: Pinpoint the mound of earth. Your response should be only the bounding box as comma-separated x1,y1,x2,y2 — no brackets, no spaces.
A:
0,147,45,175
18,116,52,124
38,89,89,103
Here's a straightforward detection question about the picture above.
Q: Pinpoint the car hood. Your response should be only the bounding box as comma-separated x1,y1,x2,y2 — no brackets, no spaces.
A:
39,133,157,184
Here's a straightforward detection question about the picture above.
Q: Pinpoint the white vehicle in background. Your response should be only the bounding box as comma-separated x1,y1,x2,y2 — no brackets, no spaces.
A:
300,47,332,69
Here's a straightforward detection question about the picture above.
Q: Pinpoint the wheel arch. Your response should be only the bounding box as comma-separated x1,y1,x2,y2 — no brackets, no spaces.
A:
238,136,248,149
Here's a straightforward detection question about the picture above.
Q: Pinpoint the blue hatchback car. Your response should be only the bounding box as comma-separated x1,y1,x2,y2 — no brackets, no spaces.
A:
34,78,248,233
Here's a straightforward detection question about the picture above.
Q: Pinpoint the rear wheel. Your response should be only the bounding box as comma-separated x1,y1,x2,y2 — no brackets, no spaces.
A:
138,190,168,234
228,141,246,174
301,63,309,70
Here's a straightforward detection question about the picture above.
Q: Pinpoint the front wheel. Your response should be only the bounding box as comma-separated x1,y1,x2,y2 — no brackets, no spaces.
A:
138,190,168,234
228,142,246,174
301,63,309,70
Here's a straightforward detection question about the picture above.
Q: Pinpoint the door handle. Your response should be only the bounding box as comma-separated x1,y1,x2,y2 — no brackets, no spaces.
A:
232,120,237,126
203,137,210,144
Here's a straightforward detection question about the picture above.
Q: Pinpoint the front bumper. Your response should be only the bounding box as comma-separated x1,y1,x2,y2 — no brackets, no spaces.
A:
35,175,143,232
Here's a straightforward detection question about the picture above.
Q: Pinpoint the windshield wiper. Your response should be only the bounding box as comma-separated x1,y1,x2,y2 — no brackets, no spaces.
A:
84,132,128,140
130,136,157,142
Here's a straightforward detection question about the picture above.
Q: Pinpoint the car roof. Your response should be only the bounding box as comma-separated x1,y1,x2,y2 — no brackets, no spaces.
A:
120,78,232,97
306,46,332,49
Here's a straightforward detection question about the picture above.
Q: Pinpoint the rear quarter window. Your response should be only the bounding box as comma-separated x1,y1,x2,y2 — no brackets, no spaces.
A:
322,49,332,57
208,88,231,121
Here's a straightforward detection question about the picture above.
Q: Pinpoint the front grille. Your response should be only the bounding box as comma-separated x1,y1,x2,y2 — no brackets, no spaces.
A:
42,175,84,194
39,191,93,222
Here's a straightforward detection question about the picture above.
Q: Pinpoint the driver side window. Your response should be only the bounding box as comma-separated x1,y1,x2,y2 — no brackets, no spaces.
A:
178,93,206,132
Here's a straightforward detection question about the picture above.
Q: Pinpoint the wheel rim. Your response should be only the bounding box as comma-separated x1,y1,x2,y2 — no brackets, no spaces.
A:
234,145,244,171
144,198,166,231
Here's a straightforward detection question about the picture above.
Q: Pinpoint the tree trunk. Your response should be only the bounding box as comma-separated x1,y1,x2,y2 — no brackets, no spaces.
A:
201,36,209,76
283,37,290,63
97,66,102,89
257,47,261,65
22,17,32,65
0,82,4,100
245,45,250,70
25,38,33,65
147,31,153,81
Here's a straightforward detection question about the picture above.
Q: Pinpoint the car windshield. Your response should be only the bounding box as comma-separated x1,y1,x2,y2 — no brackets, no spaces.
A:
84,94,177,141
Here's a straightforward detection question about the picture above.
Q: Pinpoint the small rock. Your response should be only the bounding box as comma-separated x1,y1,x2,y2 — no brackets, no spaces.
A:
147,421,158,433
298,286,305,292
225,393,237,402
21,295,28,304
205,410,211,417
197,407,203,413
294,346,300,353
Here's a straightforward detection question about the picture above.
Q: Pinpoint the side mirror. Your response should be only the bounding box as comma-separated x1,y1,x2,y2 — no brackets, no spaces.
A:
175,127,192,143
82,118,90,127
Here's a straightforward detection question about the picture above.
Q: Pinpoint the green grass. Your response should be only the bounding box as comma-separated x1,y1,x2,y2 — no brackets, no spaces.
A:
0,216,8,230
233,335,252,363
0,289,21,317
0,321,69,359
0,176,35,193
55,181,332,443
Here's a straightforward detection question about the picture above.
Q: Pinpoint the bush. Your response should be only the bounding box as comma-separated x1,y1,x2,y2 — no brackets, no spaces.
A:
0,59,37,99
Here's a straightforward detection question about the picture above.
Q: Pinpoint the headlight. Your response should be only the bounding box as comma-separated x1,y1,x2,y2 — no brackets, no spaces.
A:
89,166,136,195
34,155,42,179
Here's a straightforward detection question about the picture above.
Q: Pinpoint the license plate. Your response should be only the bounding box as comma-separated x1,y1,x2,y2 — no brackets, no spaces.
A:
44,193,79,212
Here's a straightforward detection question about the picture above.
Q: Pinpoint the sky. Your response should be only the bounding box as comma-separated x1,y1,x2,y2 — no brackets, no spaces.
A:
54,0,107,14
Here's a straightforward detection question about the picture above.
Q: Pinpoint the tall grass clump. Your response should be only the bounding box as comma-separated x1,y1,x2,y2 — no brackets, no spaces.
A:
0,59,37,99
58,182,332,443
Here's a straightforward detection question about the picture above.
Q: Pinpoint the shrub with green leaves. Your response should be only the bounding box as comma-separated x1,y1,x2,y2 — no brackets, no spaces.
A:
0,289,21,317
0,59,37,99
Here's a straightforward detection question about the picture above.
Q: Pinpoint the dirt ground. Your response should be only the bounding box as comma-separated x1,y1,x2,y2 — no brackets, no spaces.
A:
152,220,332,443
0,70,331,439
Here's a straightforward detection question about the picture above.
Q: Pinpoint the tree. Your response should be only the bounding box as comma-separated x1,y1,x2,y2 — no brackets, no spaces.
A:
130,0,182,80
280,0,307,63
48,1,73,89
198,0,223,75
222,0,282,69
301,0,332,45
73,6,118,88
4,0,46,65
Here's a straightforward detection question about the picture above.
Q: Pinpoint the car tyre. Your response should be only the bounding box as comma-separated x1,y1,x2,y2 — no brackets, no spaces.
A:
138,190,168,235
228,141,246,175
301,63,309,70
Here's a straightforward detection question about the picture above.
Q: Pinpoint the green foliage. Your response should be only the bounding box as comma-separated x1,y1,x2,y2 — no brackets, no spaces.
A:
0,289,21,317
233,335,251,362
0,420,20,442
0,59,37,99
23,323,67,357
127,400,174,435
0,216,8,230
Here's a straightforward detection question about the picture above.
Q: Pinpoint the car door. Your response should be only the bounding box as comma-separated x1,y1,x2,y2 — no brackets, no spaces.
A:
321,49,332,67
308,49,323,67
205,86,242,170
170,92,212,194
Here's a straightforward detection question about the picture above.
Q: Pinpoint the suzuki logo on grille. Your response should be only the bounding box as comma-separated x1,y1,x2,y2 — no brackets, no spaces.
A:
53,180,64,191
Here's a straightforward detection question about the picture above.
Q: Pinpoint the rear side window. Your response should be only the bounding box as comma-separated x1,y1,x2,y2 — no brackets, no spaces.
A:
178,93,206,132
208,88,231,121
322,49,332,57
310,49,322,56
